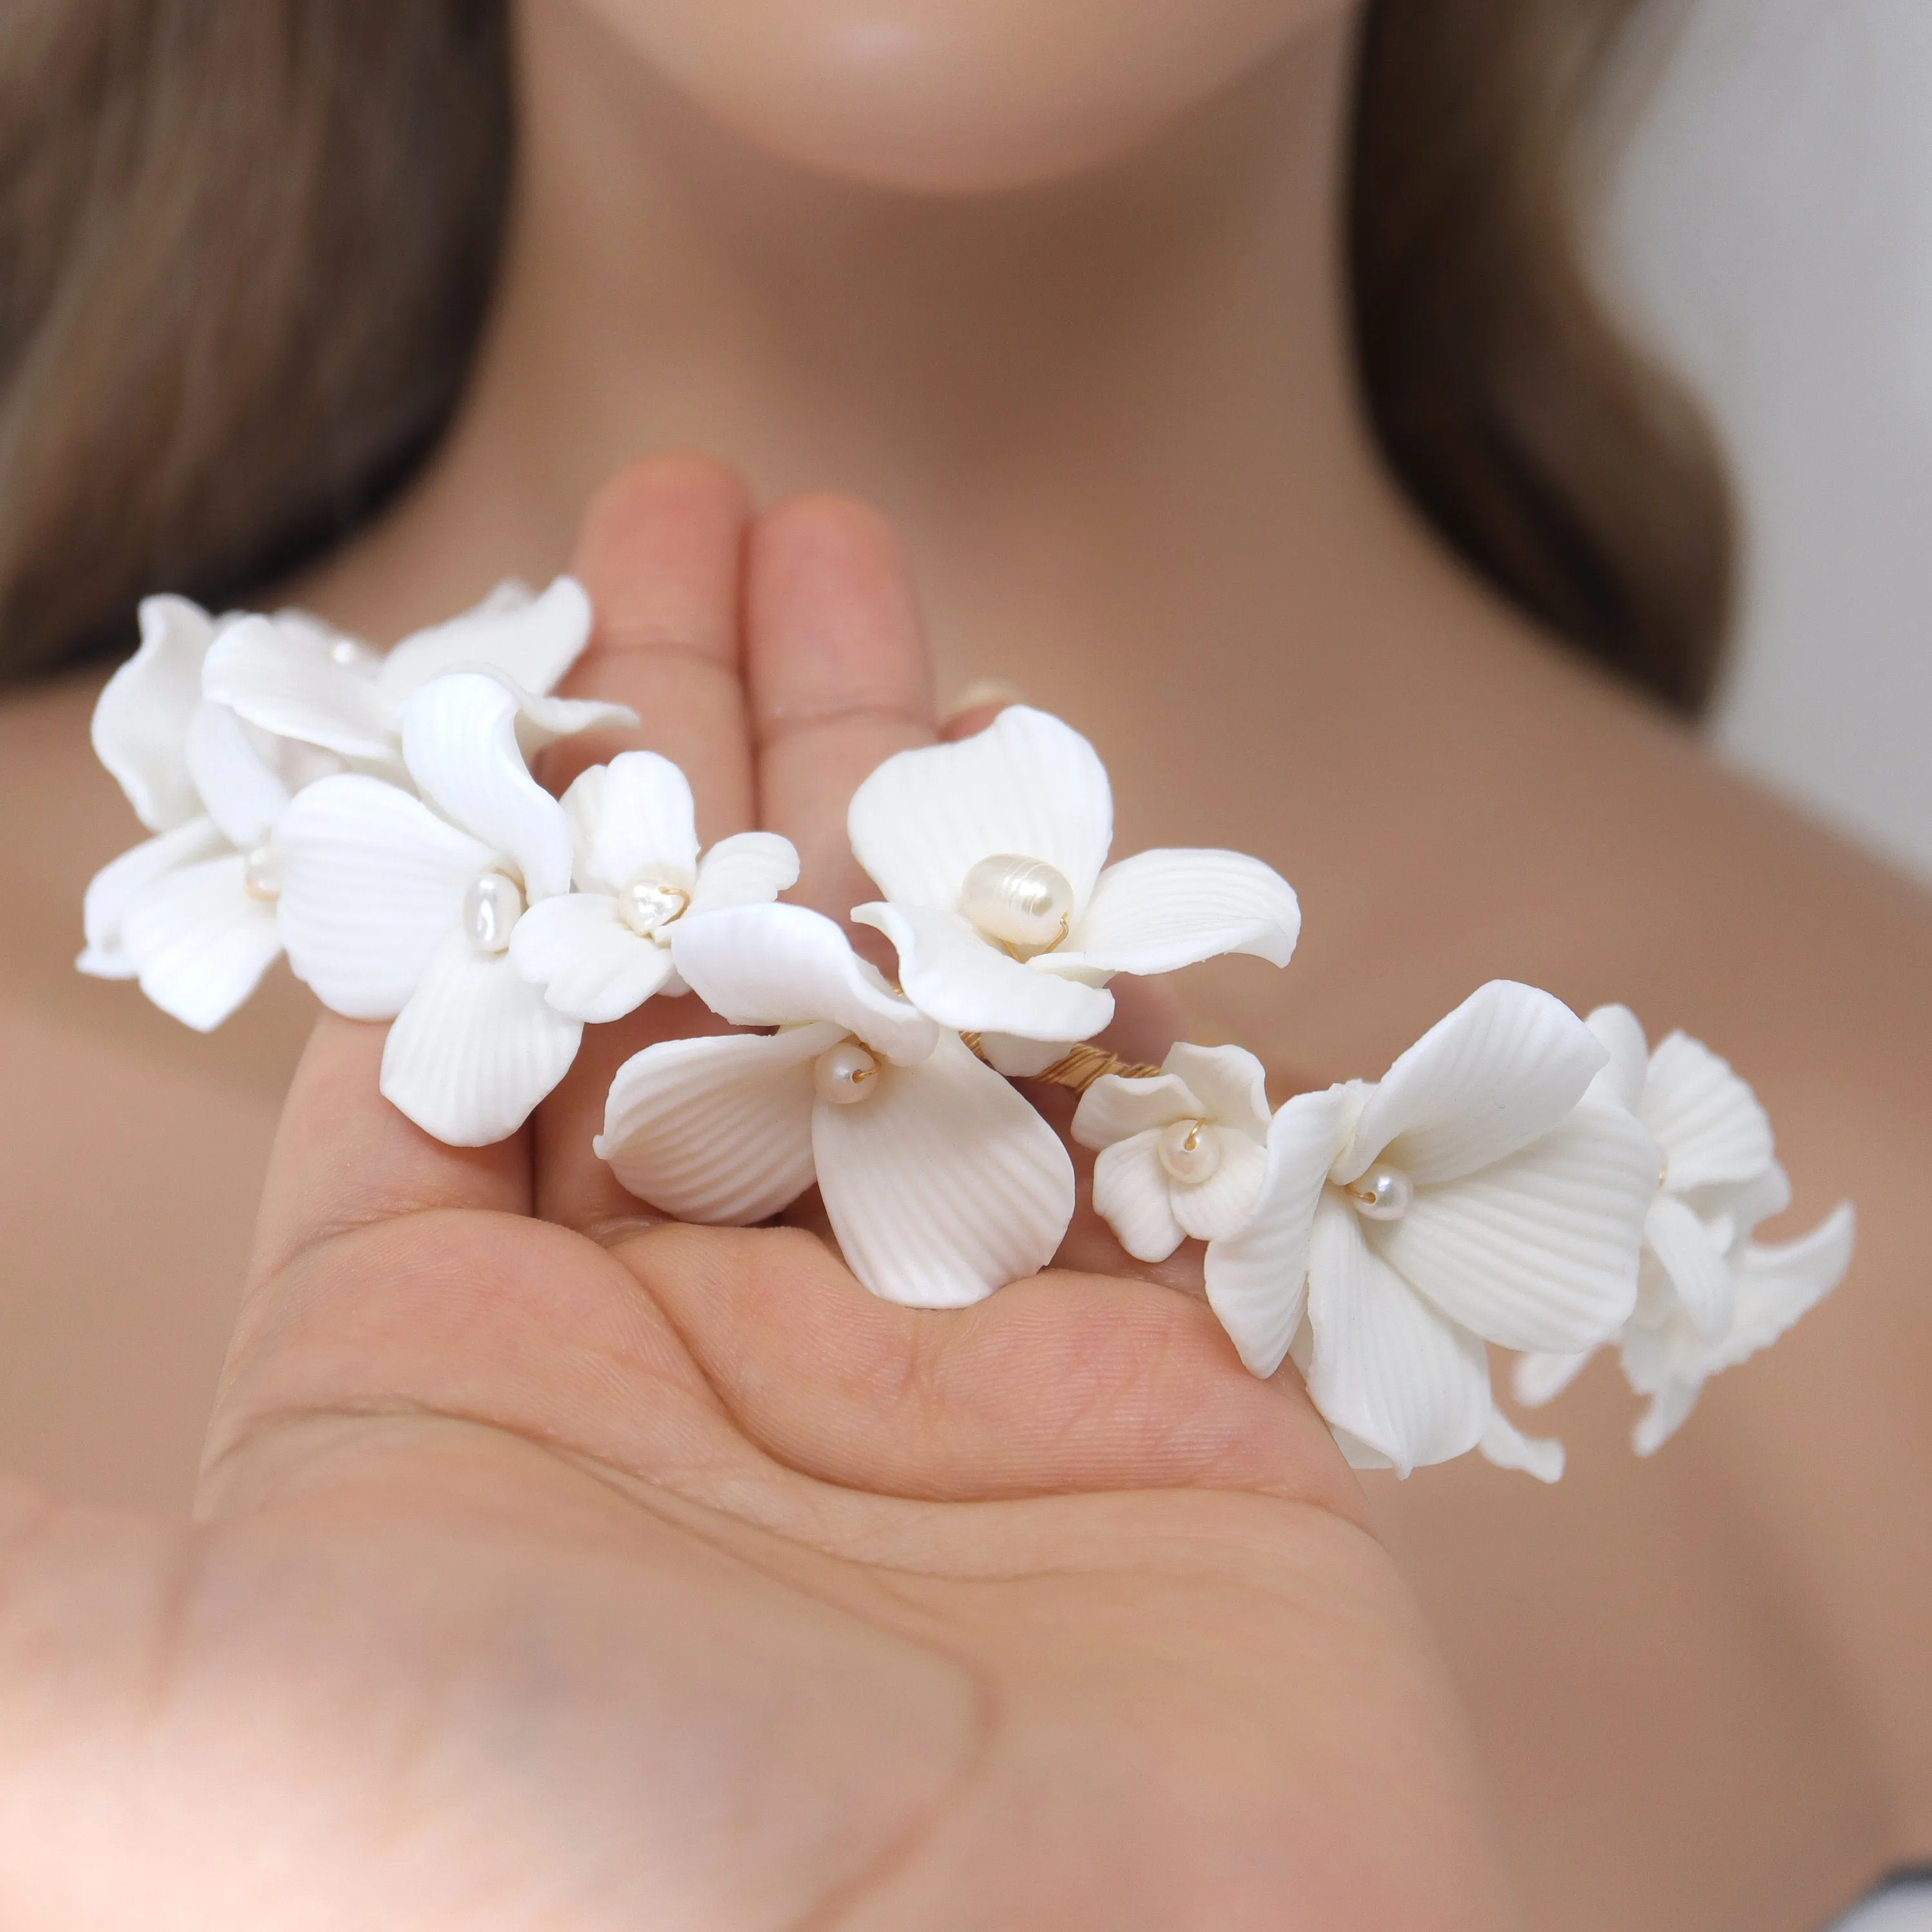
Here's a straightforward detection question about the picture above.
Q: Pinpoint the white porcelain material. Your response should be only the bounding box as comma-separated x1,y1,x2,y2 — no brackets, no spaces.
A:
1515,1005,1857,1455
849,705,1301,1042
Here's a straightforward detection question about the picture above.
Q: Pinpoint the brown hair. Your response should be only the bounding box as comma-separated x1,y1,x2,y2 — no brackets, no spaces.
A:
0,0,1732,712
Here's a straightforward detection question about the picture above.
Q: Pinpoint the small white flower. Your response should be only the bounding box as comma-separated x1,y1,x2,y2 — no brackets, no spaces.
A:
202,576,603,770
1515,1008,1855,1454
275,671,632,1146
80,596,343,1030
847,706,1301,1045
507,752,799,1023
597,902,1077,1309
1204,981,1661,1481
1072,1043,1273,1262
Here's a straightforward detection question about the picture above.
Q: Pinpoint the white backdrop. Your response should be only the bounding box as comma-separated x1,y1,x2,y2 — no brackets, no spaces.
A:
1603,0,1932,885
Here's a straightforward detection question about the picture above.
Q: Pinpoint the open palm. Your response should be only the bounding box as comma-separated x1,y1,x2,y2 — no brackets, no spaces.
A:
0,459,1517,1929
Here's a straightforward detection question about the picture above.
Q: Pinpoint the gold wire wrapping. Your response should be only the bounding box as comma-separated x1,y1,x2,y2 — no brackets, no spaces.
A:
960,1033,1162,1094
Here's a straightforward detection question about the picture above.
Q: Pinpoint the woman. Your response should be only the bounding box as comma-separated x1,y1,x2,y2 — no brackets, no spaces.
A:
1,3,1927,1924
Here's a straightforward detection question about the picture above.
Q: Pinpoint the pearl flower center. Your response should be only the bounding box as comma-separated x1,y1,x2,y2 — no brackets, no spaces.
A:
960,853,1074,958
617,875,690,940
813,1041,880,1106
464,870,525,954
1343,1162,1414,1222
1157,1118,1221,1186
242,845,283,902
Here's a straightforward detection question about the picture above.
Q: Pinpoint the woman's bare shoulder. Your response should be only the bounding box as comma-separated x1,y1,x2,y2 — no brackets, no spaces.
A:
0,670,311,1515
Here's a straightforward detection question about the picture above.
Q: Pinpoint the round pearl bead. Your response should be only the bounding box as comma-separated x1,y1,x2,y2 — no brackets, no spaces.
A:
241,844,283,902
959,853,1074,955
617,876,690,939
1346,1163,1414,1222
1157,1118,1222,1186
463,870,524,953
813,1041,880,1106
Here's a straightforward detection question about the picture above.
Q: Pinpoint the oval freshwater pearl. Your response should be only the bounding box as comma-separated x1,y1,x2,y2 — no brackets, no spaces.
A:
813,1041,880,1106
617,876,690,939
1157,1118,1222,1186
241,844,283,902
959,853,1074,954
1346,1164,1414,1222
463,870,525,953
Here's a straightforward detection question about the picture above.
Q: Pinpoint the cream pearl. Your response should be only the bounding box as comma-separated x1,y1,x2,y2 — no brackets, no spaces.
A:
960,853,1074,955
813,1041,880,1105
617,876,690,939
1157,1117,1221,1186
241,844,283,902
463,870,524,953
1345,1163,1414,1222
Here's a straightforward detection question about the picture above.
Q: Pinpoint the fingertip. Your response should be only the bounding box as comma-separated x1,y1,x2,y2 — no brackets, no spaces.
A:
571,451,753,628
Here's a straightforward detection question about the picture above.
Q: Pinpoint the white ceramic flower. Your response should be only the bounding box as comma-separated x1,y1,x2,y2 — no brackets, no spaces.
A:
1072,1043,1273,1262
846,706,1301,1047
1202,981,1661,1481
597,902,1077,1308
79,596,343,1030
274,671,632,1146
1514,1008,1856,1454
507,752,799,1023
202,576,598,770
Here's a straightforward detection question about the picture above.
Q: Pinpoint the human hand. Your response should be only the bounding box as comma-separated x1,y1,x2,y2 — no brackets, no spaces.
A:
0,456,1520,1929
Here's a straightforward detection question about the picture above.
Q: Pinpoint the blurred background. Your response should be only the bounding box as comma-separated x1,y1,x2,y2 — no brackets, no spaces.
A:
1606,0,1932,886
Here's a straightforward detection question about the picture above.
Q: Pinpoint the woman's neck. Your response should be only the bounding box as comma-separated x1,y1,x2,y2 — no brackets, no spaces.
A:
300,6,1474,712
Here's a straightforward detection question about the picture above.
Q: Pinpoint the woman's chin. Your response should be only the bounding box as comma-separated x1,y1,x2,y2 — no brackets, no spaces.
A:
577,0,1349,196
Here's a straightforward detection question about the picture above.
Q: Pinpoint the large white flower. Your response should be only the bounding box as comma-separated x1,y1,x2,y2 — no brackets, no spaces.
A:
1203,981,1660,1481
202,576,596,770
1515,1008,1856,1454
275,672,631,1146
508,752,799,1023
597,902,1077,1309
847,706,1301,1046
80,595,343,1030
1072,1043,1273,1262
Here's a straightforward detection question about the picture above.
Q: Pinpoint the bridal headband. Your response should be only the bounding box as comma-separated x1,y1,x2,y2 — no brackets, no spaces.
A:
79,578,1856,1481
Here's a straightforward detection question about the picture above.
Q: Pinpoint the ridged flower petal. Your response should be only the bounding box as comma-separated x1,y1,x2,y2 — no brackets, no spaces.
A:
1071,1070,1204,1151
398,673,574,902
184,701,292,850
1584,1003,1650,1112
380,935,583,1146
202,612,397,763
688,832,801,916
813,1030,1076,1307
1203,1086,1353,1378
1714,1202,1856,1372
1478,1408,1565,1484
598,1025,837,1224
278,775,493,1019
1171,1129,1269,1243
1642,1030,1775,1193
1091,1131,1188,1263
1048,849,1300,978
562,752,698,894
79,818,227,978
1371,1094,1656,1353
673,904,938,1064
379,576,592,702
1165,1043,1272,1141
120,855,283,1032
1643,1193,1736,1341
1340,980,1608,1188
848,705,1113,912
509,893,677,1024
855,902,1114,1043
1305,1195,1491,1477
1511,1349,1593,1409
92,595,219,829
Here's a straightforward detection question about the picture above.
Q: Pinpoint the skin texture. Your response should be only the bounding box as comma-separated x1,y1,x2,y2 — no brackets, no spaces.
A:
1,1,1929,1924
0,460,1520,1929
